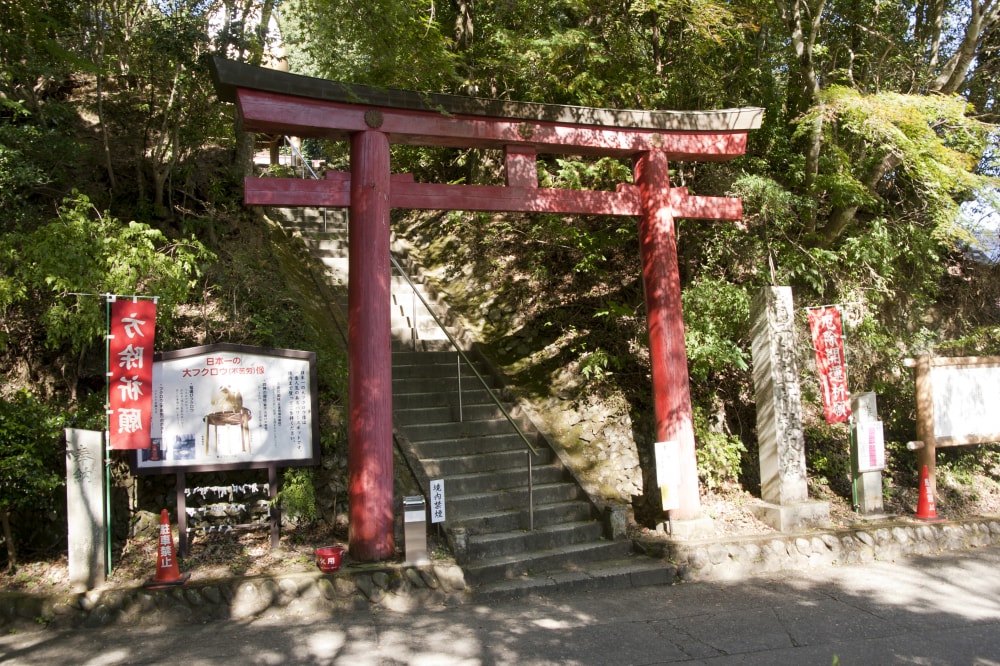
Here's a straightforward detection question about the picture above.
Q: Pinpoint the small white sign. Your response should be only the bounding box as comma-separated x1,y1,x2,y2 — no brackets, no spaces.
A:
855,421,886,472
654,441,681,511
429,478,446,523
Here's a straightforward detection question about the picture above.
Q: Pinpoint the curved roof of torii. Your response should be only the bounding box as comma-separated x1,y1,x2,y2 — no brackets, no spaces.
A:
210,57,763,134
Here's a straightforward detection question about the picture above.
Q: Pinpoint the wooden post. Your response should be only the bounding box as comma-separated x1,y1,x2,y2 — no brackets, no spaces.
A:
176,472,187,557
634,149,701,521
347,130,395,561
914,354,937,500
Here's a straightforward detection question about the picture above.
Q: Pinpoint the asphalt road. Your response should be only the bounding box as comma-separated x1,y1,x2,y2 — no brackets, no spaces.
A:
3,544,1000,665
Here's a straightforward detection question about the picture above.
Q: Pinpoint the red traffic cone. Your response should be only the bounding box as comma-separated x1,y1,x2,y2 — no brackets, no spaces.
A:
144,509,190,588
915,465,943,521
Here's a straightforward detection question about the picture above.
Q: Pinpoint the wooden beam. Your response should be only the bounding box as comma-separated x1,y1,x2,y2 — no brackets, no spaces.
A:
505,145,538,188
245,174,743,220
235,89,751,160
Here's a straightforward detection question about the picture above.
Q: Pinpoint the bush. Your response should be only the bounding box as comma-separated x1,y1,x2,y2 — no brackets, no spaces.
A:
0,390,66,569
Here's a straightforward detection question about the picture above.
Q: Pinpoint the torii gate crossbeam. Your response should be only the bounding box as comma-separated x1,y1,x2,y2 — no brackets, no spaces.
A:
211,57,763,561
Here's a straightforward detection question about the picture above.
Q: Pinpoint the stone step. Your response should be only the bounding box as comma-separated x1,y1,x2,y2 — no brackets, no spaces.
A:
393,375,499,394
471,553,677,602
392,350,472,365
463,536,633,585
309,239,349,254
406,430,533,459
450,500,594,534
269,206,347,227
403,418,528,445
440,463,568,495
389,318,450,337
394,404,504,425
421,446,555,477
466,520,604,561
445,482,586,517
391,359,492,380
391,339,456,353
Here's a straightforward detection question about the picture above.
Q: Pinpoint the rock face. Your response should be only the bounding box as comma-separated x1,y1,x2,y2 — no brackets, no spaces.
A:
525,390,646,513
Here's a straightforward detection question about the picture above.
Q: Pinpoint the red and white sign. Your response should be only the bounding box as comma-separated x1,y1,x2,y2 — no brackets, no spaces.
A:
808,306,851,424
108,297,157,449
855,421,885,472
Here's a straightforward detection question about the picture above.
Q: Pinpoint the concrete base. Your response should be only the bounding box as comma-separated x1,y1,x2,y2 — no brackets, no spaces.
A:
749,500,831,532
658,516,716,540
851,512,896,523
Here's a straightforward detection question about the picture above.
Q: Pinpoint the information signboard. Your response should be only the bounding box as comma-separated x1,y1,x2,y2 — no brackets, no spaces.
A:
133,343,320,474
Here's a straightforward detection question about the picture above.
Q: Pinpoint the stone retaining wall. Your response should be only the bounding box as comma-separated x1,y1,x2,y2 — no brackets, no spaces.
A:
639,518,1000,582
5,518,1000,631
0,563,468,631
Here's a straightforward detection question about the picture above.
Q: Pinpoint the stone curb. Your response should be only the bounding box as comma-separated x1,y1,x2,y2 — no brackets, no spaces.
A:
638,516,1000,582
0,562,469,631
5,517,999,631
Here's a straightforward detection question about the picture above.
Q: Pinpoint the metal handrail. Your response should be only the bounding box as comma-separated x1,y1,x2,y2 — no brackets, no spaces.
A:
390,254,539,457
284,136,319,180
390,255,538,530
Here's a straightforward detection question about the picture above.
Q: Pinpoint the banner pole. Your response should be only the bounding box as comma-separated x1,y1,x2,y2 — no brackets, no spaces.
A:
105,294,113,577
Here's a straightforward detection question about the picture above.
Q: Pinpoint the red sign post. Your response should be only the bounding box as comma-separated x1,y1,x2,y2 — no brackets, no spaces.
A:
808,306,851,424
108,297,157,450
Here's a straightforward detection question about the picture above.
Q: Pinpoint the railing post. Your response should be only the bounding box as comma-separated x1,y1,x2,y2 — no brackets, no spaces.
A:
457,354,463,422
528,451,534,531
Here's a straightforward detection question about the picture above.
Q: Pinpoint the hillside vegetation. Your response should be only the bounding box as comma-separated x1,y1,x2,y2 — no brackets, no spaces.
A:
2,0,1000,570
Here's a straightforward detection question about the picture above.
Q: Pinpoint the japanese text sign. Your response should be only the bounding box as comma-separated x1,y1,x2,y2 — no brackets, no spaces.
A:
108,297,157,450
429,479,445,523
134,343,319,474
808,306,851,424
855,421,885,472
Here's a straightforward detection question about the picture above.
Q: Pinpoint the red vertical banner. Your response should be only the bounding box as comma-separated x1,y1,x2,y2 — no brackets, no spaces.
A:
108,297,157,450
808,306,851,424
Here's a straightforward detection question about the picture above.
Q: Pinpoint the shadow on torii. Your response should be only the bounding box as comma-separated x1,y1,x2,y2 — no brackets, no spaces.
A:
209,57,763,562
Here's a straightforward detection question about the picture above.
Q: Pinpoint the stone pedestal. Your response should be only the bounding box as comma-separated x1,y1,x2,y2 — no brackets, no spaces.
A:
750,287,829,531
662,516,716,540
749,500,830,532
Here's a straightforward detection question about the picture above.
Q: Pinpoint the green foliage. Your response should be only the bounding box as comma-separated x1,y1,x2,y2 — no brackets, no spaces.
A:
799,88,992,239
3,193,213,357
804,421,851,495
682,277,751,383
0,390,65,516
282,0,459,89
275,468,318,522
693,405,747,490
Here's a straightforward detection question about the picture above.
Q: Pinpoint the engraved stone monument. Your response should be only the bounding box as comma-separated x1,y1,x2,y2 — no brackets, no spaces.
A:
65,428,106,591
749,287,830,531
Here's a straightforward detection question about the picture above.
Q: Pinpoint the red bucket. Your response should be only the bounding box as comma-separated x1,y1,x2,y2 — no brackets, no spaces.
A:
315,546,346,573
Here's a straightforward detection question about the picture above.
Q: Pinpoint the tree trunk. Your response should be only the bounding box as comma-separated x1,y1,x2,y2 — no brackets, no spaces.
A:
1,508,16,572
928,0,999,94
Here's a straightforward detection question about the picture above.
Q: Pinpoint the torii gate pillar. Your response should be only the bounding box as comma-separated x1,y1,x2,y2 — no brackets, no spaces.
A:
636,150,701,521
347,130,395,560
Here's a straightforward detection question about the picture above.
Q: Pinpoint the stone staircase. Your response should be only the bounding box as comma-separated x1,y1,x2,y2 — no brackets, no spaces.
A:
269,206,670,597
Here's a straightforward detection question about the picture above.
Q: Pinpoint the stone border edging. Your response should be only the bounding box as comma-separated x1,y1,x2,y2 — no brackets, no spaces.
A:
0,562,468,631
638,517,1000,582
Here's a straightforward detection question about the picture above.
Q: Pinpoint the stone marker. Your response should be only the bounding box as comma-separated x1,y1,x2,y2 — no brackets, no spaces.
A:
66,428,106,591
749,287,830,531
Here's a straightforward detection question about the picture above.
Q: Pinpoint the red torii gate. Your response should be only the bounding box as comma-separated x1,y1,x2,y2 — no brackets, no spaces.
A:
211,57,762,561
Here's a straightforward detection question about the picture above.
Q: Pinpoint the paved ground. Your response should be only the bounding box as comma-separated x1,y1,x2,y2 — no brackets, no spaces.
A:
3,544,1000,665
